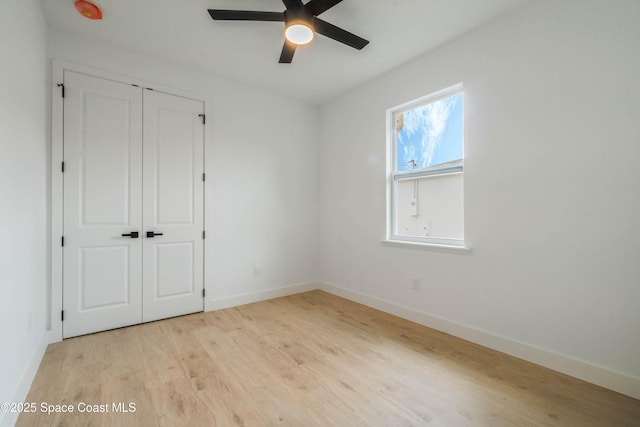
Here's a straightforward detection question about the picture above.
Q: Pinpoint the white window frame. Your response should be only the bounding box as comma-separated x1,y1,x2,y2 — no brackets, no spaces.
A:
385,83,467,249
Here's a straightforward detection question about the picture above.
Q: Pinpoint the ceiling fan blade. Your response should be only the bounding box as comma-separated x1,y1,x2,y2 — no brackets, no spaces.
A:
304,0,344,17
208,10,285,22
279,40,297,63
282,0,303,10
313,18,369,50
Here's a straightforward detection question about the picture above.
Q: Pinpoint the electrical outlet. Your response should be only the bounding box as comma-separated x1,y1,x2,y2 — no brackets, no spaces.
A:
253,265,260,277
27,312,32,332
412,278,421,291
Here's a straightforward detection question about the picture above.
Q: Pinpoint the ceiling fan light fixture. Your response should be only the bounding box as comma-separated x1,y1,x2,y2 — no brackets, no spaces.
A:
285,23,314,45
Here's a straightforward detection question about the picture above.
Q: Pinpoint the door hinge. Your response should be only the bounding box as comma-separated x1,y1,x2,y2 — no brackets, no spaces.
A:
202,230,205,239
61,161,65,173
57,83,65,98
202,289,206,298
61,310,64,321
202,173,205,182
198,114,206,125
61,236,64,247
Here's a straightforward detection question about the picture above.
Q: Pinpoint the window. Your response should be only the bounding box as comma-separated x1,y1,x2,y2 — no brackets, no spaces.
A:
387,84,464,247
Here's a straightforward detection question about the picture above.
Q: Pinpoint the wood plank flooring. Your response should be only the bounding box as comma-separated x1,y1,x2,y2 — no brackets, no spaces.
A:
17,290,640,426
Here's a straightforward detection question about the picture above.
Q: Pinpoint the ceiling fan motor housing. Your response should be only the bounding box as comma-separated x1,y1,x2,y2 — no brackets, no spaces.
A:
284,7,314,29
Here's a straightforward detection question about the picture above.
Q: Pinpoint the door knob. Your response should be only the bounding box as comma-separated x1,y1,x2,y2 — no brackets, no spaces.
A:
121,231,139,238
146,231,164,238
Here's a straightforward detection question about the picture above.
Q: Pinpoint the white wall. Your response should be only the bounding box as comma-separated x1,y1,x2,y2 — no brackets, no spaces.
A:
0,0,49,425
319,0,640,392
396,174,464,239
47,30,320,319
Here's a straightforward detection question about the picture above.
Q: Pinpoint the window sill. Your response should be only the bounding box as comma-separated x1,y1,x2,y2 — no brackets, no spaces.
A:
381,239,472,254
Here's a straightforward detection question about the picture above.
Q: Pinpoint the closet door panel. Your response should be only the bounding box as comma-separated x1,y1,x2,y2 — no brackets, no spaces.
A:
142,90,204,322
62,71,143,338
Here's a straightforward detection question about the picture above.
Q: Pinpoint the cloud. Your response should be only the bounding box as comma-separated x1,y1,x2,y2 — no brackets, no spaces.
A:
403,96,459,168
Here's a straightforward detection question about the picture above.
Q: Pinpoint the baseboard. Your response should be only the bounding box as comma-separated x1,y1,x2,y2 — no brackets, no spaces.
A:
0,331,49,427
205,281,320,312
317,281,640,400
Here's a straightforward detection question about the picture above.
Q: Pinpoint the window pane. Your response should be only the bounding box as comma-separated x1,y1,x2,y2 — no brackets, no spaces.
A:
396,93,463,172
395,173,463,239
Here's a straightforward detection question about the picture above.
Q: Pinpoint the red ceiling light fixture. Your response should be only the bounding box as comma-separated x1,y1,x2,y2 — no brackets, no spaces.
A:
74,0,103,20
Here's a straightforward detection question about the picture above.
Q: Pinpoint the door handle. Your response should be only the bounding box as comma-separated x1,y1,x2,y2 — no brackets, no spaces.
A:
146,231,164,238
121,231,139,238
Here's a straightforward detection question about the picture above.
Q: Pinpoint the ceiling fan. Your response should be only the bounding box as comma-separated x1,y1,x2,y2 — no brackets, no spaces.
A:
207,0,369,63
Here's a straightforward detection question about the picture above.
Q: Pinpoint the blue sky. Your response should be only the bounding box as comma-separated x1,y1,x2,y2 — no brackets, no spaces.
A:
396,93,463,171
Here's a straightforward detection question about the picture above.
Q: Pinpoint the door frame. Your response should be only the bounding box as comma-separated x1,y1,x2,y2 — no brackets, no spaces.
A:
50,60,207,342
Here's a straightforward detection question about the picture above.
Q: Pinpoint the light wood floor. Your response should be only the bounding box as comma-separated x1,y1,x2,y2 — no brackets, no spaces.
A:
18,291,640,426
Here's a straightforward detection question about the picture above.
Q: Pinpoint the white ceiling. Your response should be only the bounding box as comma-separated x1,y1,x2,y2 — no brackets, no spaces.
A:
40,0,533,105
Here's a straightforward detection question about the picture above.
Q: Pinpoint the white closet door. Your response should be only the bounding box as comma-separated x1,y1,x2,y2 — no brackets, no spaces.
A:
62,71,143,338
142,90,204,322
